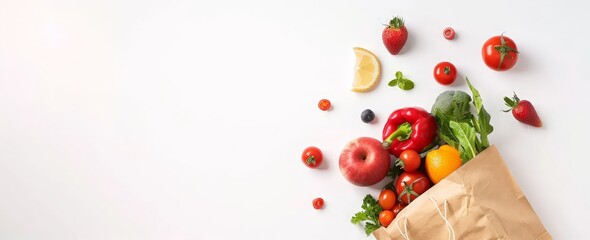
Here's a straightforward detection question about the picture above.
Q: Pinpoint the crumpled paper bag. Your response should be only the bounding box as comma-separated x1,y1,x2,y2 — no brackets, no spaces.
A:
373,145,551,240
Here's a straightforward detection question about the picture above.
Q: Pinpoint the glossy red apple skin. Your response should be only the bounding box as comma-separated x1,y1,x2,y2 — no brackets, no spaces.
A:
339,137,391,186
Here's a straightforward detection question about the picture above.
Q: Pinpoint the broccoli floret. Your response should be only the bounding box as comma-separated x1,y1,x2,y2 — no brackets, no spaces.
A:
431,90,472,118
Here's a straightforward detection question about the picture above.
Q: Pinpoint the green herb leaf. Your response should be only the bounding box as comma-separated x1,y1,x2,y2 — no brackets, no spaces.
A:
399,79,414,90
389,71,414,91
365,223,381,236
388,79,399,87
351,211,367,224
449,121,478,162
350,194,383,236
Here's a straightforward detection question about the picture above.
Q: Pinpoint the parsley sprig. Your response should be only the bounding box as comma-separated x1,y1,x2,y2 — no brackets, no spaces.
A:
351,194,383,235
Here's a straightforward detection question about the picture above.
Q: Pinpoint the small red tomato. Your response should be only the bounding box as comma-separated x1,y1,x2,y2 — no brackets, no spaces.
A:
392,202,406,217
443,27,455,40
318,99,331,111
301,146,323,168
379,210,395,227
312,197,324,209
396,149,421,172
433,61,457,85
395,171,431,205
378,189,397,210
482,34,519,71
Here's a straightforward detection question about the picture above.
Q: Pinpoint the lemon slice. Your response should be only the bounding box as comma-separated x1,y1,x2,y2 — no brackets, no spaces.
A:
352,47,381,92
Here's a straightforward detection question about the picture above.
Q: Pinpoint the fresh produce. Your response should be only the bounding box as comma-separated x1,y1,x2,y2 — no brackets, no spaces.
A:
361,109,375,123
388,71,415,91
396,149,421,172
378,189,397,210
352,47,381,92
503,93,543,127
433,61,457,85
443,27,455,40
339,137,391,186
351,194,383,235
425,145,462,184
382,16,408,55
318,99,331,111
482,34,519,71
391,202,406,217
301,146,323,168
381,107,438,157
312,197,325,210
395,171,431,204
431,79,493,162
378,210,395,227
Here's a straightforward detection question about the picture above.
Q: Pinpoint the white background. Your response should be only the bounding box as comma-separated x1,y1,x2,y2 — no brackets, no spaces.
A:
1,0,589,239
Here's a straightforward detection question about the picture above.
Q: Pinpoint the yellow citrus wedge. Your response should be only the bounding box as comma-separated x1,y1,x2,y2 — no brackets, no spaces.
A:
352,47,381,92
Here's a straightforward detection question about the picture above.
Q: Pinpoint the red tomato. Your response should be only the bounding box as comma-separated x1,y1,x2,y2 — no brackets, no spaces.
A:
301,146,323,168
318,99,331,111
443,27,455,40
378,189,397,210
433,62,457,85
482,34,519,71
312,197,324,209
395,171,431,204
379,210,395,227
391,202,406,217
396,149,421,172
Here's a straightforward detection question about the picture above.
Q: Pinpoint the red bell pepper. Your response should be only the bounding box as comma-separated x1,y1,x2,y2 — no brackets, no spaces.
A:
382,107,438,157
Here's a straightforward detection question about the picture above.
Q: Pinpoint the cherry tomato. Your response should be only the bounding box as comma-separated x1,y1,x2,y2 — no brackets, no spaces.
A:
482,34,519,71
433,62,457,85
301,146,323,168
443,27,455,40
395,171,431,205
378,189,397,210
312,197,324,209
391,202,406,217
318,99,331,111
379,210,395,227
396,149,421,172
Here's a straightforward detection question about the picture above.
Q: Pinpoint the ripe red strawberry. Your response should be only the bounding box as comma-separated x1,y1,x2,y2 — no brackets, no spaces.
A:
382,16,408,55
503,93,543,127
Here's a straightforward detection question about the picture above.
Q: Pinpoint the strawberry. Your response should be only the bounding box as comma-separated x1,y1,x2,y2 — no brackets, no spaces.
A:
503,93,543,127
382,16,408,55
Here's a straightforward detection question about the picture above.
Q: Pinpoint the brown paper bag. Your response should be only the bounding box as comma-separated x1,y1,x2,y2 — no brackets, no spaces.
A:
373,145,552,240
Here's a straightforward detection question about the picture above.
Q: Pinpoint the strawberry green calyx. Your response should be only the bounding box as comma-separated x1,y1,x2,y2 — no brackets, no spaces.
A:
494,34,519,70
502,92,520,112
387,17,405,29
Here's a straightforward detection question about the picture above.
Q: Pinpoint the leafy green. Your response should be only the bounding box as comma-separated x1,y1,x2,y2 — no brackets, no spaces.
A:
430,78,494,162
388,71,415,91
466,78,492,151
449,121,478,162
351,194,383,235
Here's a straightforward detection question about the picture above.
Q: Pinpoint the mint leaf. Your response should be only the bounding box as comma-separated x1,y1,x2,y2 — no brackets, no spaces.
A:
399,79,414,90
389,71,414,91
388,79,399,87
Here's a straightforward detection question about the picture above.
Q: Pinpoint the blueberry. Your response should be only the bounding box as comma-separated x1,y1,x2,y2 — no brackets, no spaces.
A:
361,109,375,123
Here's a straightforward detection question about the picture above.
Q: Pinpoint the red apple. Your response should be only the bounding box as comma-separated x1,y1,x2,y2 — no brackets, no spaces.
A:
339,137,391,186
